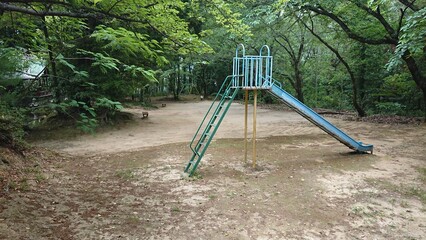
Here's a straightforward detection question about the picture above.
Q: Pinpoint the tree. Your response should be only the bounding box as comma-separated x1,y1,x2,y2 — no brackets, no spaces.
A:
271,18,311,103
0,0,214,135
0,43,26,151
300,16,367,116
286,0,426,117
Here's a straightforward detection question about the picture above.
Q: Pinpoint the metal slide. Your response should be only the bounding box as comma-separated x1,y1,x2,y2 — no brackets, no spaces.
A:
268,80,373,153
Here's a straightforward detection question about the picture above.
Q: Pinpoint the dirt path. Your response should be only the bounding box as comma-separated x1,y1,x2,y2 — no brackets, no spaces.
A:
1,100,425,239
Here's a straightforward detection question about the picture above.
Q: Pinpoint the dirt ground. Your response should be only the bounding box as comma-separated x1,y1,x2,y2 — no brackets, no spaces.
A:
1,99,425,239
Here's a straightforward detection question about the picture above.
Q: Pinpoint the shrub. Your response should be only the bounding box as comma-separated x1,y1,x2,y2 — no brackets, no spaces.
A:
375,102,406,115
0,102,27,152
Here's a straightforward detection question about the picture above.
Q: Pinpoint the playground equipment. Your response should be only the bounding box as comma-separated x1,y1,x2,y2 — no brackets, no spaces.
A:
184,44,373,176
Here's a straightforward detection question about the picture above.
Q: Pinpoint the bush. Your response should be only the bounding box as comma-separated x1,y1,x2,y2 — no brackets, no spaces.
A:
0,102,27,152
94,97,123,123
50,97,123,133
375,102,406,115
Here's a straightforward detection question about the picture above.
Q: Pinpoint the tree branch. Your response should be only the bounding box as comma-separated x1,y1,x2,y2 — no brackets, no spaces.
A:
398,0,419,11
302,15,366,116
0,2,101,18
302,4,397,45
274,37,295,62
351,1,396,37
396,6,409,37
296,32,304,63
0,2,185,48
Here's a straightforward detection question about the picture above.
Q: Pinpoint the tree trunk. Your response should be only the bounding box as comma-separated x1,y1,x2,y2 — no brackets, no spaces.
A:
202,66,207,98
357,43,367,107
41,16,59,101
295,68,304,103
402,52,426,119
423,87,426,121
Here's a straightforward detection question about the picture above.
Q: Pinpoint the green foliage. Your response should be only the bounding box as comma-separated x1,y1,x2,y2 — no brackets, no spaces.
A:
50,97,124,133
91,25,168,65
56,53,89,78
375,102,406,115
94,97,124,123
0,44,28,151
0,44,24,78
77,49,121,74
123,65,157,83
371,72,423,115
0,102,27,151
0,14,45,49
0,44,26,106
77,113,98,133
95,97,123,111
50,99,98,133
388,7,426,69
397,7,426,56
1,0,425,130
115,169,135,180
195,0,253,39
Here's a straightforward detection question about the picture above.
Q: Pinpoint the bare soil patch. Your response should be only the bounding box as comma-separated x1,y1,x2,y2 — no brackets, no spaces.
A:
1,100,425,239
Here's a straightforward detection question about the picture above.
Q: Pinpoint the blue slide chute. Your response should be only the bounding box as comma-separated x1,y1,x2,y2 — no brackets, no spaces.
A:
268,81,373,153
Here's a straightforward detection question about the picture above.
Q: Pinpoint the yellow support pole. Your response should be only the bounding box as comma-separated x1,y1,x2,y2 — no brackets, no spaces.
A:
252,89,257,169
244,89,249,164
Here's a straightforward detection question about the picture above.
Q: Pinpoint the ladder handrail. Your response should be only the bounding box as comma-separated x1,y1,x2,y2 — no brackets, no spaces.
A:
189,75,233,155
186,86,239,175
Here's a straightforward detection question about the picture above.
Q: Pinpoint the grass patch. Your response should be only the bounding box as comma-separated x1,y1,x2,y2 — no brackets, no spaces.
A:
351,205,383,218
126,215,140,224
171,206,181,212
418,167,426,183
115,169,135,180
186,171,203,181
400,200,410,208
35,173,45,182
367,178,426,204
208,195,217,200
19,179,30,191
406,187,426,204
4,179,31,192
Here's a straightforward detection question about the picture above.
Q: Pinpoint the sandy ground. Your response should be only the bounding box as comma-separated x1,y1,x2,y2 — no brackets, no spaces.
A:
36,101,324,156
1,100,425,239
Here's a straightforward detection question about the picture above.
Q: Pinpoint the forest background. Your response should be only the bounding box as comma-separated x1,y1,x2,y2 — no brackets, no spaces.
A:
0,0,425,151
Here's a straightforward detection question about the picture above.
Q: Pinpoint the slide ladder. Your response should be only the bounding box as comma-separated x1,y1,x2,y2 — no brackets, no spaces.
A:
267,79,373,153
184,76,239,176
